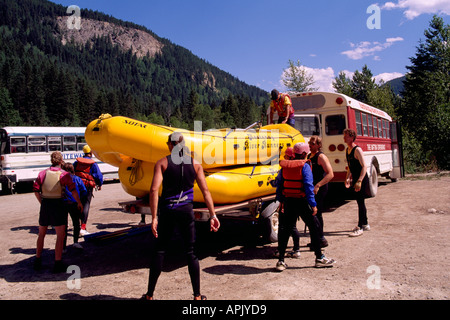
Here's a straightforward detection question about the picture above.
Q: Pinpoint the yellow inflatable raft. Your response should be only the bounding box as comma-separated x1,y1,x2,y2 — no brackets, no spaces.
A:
85,115,304,169
118,155,280,204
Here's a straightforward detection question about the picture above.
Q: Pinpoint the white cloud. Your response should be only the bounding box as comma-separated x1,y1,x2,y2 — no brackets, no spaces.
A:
382,0,450,20
279,66,403,93
374,72,404,84
341,37,404,60
304,66,336,92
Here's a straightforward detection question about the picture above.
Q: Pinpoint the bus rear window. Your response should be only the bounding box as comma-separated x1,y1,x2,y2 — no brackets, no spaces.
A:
325,115,346,136
294,116,320,136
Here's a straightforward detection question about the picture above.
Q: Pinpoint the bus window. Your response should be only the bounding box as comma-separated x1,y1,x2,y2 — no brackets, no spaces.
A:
368,115,374,137
294,116,320,136
384,120,390,139
77,136,87,151
362,113,368,136
373,117,379,137
378,119,383,138
325,114,346,136
355,110,362,136
28,136,46,153
63,136,76,151
10,137,26,153
48,136,62,152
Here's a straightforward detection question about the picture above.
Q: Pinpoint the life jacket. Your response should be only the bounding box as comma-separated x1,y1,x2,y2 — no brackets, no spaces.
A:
272,93,293,118
280,159,307,198
41,169,63,199
75,157,96,189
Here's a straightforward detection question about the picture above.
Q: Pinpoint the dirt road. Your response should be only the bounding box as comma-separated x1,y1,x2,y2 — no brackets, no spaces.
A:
0,174,449,301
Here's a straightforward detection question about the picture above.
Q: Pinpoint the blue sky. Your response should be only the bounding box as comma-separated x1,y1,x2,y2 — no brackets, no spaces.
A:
52,0,450,92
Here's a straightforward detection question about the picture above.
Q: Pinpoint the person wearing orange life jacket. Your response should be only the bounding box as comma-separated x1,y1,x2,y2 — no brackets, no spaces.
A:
268,89,295,127
73,145,103,236
274,143,335,271
33,151,83,273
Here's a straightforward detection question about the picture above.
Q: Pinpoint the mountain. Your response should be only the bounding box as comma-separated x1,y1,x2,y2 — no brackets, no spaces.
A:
385,76,406,96
0,0,269,129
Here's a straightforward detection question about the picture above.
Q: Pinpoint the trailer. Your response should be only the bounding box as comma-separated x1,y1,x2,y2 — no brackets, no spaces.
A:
119,195,280,243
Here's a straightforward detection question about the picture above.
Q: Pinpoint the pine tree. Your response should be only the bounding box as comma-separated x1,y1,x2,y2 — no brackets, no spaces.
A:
400,16,450,170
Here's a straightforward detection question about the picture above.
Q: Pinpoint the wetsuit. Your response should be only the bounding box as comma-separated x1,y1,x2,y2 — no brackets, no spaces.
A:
147,155,200,297
308,151,328,241
346,146,369,228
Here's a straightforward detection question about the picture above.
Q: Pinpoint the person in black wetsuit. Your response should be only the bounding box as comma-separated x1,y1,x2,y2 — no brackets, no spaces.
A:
142,132,220,301
343,129,371,237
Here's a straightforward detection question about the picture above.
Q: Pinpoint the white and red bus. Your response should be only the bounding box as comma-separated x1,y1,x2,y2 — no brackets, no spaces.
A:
0,127,118,194
290,92,403,197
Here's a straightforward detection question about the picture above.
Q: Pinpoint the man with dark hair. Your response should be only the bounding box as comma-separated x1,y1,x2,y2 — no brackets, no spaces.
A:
142,132,220,300
268,89,295,127
343,129,371,237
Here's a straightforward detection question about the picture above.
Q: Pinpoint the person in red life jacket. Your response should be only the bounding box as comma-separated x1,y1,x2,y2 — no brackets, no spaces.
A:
307,135,334,249
73,145,103,236
272,147,302,259
142,132,220,301
274,143,335,271
344,129,371,237
268,89,295,127
32,151,83,273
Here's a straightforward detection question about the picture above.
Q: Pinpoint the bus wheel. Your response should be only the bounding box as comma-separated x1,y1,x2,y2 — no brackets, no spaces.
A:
260,201,280,243
367,162,378,197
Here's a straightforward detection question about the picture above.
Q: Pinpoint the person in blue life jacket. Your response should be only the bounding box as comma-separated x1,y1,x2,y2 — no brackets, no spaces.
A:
73,145,103,236
142,132,220,301
274,143,336,271
62,162,87,250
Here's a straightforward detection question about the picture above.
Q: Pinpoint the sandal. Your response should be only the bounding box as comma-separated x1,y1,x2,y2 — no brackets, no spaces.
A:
194,294,207,300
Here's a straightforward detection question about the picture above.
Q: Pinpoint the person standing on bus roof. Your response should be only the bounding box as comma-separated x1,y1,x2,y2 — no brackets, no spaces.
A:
73,145,103,236
274,143,335,271
142,132,220,301
307,136,334,249
33,151,83,273
268,89,295,127
343,129,371,237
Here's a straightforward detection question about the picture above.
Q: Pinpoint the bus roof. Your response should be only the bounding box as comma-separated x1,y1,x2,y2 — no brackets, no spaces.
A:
1,127,86,136
291,92,392,121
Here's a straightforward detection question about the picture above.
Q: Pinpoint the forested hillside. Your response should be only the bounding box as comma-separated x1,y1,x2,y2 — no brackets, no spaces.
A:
0,0,269,129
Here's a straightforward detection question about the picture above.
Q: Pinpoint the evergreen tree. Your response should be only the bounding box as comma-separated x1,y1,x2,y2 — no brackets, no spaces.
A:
351,65,376,104
332,71,353,96
400,16,450,170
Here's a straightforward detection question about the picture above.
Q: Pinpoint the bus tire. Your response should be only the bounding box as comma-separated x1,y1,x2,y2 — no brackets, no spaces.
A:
261,201,279,243
367,162,378,198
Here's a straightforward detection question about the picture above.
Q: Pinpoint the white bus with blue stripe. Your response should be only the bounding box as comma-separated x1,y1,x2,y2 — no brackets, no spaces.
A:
0,127,118,194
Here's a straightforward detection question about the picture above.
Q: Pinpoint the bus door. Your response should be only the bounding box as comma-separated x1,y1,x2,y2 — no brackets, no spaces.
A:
390,121,404,180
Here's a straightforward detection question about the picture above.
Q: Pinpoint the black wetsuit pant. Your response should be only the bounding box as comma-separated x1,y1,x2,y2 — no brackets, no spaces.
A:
278,198,323,260
146,203,200,297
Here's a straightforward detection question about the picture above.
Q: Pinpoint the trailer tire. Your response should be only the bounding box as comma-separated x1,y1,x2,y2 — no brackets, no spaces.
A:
261,201,279,243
